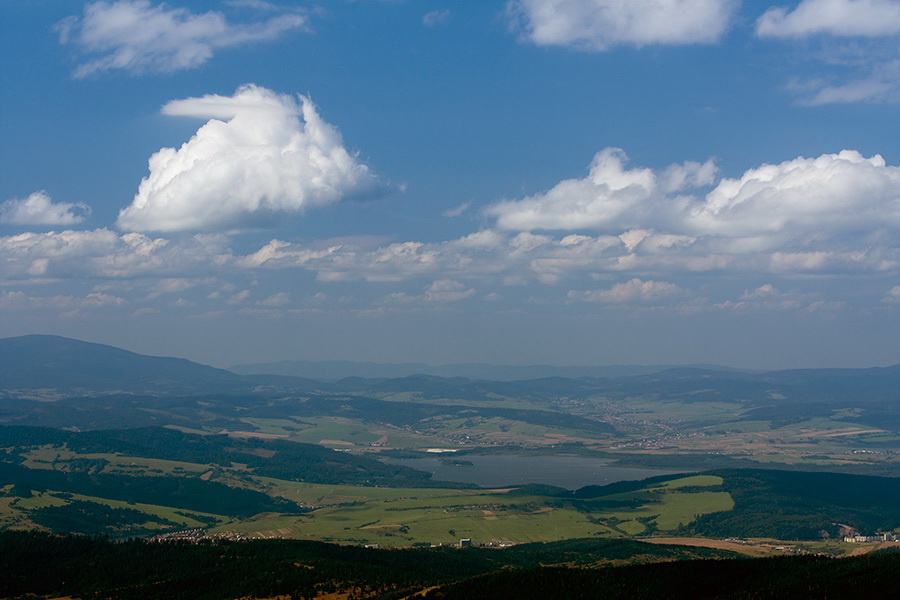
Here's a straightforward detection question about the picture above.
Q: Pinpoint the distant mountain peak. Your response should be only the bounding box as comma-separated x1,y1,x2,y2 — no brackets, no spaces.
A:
0,334,241,395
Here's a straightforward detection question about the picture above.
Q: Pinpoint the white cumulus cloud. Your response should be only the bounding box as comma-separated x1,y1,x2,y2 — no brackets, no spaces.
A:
756,0,900,38
486,148,714,232
507,0,738,50
693,150,900,240
488,149,900,250
117,85,382,233
57,0,307,77
0,191,91,226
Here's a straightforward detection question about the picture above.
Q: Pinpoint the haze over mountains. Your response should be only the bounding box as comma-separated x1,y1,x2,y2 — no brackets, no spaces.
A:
3,335,900,403
227,359,729,381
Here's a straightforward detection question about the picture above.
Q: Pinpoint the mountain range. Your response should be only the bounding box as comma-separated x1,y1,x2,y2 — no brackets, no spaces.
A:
3,335,900,404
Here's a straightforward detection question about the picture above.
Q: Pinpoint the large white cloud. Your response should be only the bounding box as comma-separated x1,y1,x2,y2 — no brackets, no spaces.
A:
487,148,900,249
0,191,91,226
116,85,382,233
56,0,307,77
487,148,717,232
756,0,900,38
693,150,900,239
488,149,714,233
487,148,660,231
507,0,738,50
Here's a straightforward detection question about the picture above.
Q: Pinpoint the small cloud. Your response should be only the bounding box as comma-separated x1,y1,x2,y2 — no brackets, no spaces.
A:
228,289,251,305
57,0,307,77
794,61,900,105
423,9,450,26
715,285,802,312
424,279,476,303
26,259,50,277
443,201,472,217
741,284,780,300
384,280,476,305
756,0,900,38
147,277,197,298
883,285,900,303
568,278,681,303
507,0,738,51
0,191,91,226
81,292,126,307
259,291,290,306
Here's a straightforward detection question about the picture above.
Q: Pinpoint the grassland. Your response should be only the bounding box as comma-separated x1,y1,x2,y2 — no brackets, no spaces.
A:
3,438,736,546
204,473,735,547
0,487,234,533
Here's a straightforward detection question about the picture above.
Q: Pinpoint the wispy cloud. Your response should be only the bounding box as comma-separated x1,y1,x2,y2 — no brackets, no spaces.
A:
56,0,307,77
568,278,682,304
507,0,738,51
756,0,900,38
883,285,900,303
443,201,472,218
423,9,450,27
755,0,900,104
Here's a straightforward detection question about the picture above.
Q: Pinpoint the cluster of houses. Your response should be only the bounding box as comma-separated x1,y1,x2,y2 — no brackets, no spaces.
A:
843,532,900,543
148,529,272,543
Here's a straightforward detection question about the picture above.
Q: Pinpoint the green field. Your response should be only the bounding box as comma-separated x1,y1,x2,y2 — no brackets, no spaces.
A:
213,491,615,546
3,438,737,546
210,474,734,547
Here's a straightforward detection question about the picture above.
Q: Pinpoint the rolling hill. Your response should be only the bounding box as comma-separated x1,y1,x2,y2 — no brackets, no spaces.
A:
0,335,244,394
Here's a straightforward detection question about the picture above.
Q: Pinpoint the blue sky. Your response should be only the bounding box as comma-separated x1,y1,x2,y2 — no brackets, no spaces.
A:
2,0,900,369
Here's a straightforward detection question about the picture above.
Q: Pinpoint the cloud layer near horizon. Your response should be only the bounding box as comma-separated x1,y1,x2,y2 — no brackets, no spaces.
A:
116,85,382,233
5,147,899,288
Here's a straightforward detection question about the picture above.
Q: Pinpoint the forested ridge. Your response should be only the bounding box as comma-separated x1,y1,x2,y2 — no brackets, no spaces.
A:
421,554,900,600
0,461,296,519
683,469,900,540
0,532,730,600
2,531,898,600
0,425,464,488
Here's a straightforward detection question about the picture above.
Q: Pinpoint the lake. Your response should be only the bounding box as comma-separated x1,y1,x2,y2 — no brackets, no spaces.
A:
381,455,683,490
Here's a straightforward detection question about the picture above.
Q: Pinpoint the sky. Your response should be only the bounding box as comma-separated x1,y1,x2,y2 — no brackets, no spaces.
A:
2,0,900,370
